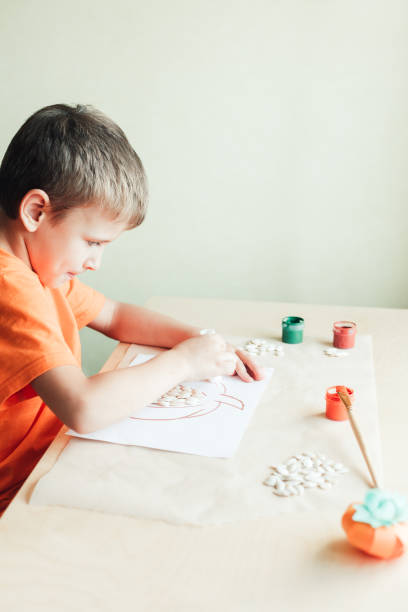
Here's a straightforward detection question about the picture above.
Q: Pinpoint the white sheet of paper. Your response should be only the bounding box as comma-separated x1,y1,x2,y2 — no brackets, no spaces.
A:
67,354,273,458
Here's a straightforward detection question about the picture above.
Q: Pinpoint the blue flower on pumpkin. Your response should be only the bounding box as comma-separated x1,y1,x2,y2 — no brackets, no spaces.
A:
352,489,408,528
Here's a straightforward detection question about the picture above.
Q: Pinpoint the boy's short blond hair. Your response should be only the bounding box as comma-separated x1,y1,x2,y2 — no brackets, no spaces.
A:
0,104,148,228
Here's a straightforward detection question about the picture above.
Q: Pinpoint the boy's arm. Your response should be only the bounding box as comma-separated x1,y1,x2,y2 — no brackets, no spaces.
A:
87,298,201,347
31,333,237,434
88,299,264,383
31,351,188,434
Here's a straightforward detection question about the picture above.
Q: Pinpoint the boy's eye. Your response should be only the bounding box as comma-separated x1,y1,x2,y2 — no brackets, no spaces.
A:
87,241,101,247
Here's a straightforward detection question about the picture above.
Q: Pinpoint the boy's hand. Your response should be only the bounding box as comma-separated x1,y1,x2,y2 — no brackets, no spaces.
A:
172,333,237,381
227,344,266,383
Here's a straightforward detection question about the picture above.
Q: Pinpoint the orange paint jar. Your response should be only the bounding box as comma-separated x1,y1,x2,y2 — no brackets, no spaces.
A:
333,321,356,349
325,386,354,421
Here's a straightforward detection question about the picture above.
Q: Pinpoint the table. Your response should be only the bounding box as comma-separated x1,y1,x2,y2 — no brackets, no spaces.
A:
1,297,407,612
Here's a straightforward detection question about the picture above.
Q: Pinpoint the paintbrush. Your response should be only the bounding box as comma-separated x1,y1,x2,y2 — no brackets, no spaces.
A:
336,385,380,488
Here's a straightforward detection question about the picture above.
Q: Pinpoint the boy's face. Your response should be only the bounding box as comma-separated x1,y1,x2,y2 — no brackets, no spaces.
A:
25,204,127,288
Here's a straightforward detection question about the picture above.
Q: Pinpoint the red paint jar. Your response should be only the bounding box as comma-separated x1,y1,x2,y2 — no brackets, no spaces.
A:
333,321,357,349
325,386,354,421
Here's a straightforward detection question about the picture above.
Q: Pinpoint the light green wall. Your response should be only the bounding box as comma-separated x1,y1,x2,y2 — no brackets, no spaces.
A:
1,0,407,375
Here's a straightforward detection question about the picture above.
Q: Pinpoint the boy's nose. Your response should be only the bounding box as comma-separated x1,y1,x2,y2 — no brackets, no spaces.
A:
84,253,102,271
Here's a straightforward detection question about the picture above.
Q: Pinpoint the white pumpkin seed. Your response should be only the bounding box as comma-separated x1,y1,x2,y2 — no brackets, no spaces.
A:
273,489,290,497
264,475,277,487
303,480,318,488
319,481,332,490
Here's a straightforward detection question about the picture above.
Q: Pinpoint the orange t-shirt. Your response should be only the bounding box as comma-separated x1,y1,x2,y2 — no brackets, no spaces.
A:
0,249,106,514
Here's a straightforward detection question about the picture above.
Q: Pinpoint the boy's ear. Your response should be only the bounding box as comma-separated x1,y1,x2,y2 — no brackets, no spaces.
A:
19,189,51,232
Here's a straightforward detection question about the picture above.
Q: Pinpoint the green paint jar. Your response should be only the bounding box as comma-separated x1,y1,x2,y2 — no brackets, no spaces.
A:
282,316,304,344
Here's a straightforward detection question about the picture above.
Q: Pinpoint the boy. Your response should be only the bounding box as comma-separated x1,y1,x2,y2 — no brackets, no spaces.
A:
0,104,263,514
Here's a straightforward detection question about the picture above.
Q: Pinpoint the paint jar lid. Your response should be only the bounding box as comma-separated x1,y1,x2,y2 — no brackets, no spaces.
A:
326,385,354,401
333,321,356,335
282,316,304,330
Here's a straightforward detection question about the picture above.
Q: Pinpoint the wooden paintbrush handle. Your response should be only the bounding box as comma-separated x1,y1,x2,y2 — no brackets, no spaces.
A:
337,387,380,489
346,410,379,488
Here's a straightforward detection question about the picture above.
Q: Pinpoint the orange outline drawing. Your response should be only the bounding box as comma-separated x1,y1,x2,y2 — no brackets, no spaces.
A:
129,381,245,422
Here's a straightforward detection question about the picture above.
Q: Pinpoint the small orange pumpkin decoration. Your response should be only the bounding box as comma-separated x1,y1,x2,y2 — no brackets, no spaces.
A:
342,489,408,560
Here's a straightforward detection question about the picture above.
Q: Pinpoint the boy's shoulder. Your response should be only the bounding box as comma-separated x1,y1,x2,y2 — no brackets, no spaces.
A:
0,248,82,408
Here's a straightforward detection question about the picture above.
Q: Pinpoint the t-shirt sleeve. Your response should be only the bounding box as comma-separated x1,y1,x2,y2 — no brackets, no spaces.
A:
0,272,81,406
60,277,106,329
